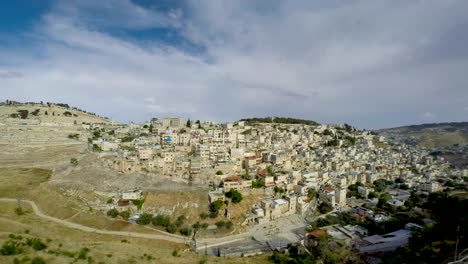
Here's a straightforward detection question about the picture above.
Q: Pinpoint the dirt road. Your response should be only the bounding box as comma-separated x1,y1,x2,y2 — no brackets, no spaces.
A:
0,198,186,244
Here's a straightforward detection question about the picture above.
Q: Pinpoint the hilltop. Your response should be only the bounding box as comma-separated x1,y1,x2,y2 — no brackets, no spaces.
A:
378,122,468,148
0,101,113,126
239,117,319,126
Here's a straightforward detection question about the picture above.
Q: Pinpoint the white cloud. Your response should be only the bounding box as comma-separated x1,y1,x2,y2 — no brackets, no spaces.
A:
422,112,436,119
1,0,468,128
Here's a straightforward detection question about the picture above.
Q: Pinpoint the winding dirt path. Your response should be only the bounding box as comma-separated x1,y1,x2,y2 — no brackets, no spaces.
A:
0,198,186,244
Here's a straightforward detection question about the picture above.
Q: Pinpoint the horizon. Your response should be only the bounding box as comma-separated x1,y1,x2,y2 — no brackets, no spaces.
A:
1,1,468,129
3,99,468,130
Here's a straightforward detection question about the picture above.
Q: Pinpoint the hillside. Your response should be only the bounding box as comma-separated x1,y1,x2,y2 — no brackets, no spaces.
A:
379,122,468,168
239,117,319,126
378,122,468,148
0,102,113,126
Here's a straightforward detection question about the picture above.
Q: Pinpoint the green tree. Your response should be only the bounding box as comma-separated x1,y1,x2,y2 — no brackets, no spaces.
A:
210,200,224,213
70,158,78,166
107,208,119,218
186,119,192,127
136,213,153,225
216,170,223,175
318,201,333,214
225,189,243,204
179,227,192,236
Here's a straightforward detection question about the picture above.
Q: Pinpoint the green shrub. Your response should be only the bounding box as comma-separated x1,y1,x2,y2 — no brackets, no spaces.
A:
152,214,171,227
136,213,153,225
15,207,25,216
106,208,119,218
166,223,177,234
199,212,209,219
215,221,226,228
77,247,90,260
179,227,192,236
225,189,243,204
174,215,185,228
0,241,22,255
26,238,47,251
31,257,46,264
119,210,130,220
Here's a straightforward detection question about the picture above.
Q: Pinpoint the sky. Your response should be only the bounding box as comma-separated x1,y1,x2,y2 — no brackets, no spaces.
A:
1,0,468,129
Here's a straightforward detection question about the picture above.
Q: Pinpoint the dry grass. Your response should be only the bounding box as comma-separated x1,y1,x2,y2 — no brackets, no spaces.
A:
0,168,269,263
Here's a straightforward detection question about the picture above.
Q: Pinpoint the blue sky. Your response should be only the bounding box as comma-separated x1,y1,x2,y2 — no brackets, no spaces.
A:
1,0,468,129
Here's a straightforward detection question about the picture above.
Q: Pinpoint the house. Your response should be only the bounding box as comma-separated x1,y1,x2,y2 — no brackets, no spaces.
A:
223,176,252,191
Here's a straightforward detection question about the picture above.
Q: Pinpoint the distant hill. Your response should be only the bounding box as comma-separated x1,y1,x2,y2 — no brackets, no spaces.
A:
379,122,468,168
0,101,113,126
239,117,319,126
379,122,468,148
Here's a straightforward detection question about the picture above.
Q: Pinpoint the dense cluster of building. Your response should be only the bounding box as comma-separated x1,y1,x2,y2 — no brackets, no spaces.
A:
87,117,467,225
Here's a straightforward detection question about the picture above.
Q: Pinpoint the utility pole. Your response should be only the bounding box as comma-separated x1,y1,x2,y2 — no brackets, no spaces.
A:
454,225,460,261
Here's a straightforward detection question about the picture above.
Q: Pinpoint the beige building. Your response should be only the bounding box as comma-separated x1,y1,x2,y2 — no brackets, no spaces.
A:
162,117,184,128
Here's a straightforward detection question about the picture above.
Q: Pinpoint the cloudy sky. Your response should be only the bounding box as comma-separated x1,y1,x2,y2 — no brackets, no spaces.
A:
1,0,467,129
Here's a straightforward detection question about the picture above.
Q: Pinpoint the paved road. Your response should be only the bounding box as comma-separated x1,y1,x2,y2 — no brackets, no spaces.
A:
0,198,186,244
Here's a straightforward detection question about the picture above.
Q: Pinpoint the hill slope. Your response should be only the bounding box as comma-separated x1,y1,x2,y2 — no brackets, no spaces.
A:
379,122,468,148
0,102,113,126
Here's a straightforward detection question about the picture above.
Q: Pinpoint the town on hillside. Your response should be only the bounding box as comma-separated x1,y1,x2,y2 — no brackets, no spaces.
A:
1,101,467,263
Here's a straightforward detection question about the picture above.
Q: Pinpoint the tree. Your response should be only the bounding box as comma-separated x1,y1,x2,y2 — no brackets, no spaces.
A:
152,214,171,227
179,227,192,236
318,202,333,214
136,213,153,225
166,223,177,233
107,208,119,218
186,119,191,127
225,189,243,204
216,170,223,175
210,200,224,213
149,124,153,133
119,210,130,219
17,110,28,119
70,158,78,166
252,180,263,188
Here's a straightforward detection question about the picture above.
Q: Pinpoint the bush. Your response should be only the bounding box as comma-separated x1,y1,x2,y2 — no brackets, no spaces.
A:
17,110,29,119
26,238,47,251
136,213,153,225
172,249,179,257
77,247,89,260
119,210,130,220
15,207,25,216
152,215,171,227
132,199,145,210
180,227,192,236
318,202,333,214
210,200,224,213
63,111,72,117
0,241,22,255
215,221,226,228
199,212,209,219
107,208,119,218
174,215,185,228
31,257,46,264
31,109,40,116
225,221,233,229
70,158,78,166
166,223,177,234
225,189,243,204
106,198,113,204
216,170,223,175
252,180,263,188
